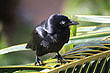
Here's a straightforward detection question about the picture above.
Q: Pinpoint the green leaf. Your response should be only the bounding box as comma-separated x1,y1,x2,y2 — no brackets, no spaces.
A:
70,25,77,37
67,32,110,45
0,44,30,55
13,70,38,73
0,65,51,73
75,15,110,23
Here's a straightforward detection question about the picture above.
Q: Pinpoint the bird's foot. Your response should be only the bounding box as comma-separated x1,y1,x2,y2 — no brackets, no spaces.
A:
34,60,42,66
56,53,67,65
35,56,42,66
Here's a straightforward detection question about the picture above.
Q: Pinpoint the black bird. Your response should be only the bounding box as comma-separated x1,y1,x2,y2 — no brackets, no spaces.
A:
26,14,79,65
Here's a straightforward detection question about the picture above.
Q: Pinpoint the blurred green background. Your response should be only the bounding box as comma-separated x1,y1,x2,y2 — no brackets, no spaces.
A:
0,0,110,66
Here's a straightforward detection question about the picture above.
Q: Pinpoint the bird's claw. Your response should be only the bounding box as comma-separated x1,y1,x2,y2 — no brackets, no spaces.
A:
56,53,67,64
34,60,42,66
57,57,68,64
35,56,43,66
62,58,68,63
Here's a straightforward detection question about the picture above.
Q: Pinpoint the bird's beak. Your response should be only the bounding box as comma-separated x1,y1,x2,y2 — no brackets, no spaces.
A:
68,20,79,25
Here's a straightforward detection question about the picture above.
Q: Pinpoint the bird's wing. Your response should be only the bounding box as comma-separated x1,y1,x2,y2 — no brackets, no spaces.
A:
40,33,57,49
26,20,48,50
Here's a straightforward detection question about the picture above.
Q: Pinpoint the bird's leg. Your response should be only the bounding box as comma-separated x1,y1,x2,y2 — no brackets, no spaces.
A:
35,56,42,66
56,52,67,64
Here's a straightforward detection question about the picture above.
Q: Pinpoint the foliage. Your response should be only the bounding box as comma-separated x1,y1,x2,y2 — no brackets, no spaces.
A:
63,0,110,16
0,15,110,72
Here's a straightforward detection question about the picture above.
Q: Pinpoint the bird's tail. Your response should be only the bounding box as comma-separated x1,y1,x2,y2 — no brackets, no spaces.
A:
26,40,32,49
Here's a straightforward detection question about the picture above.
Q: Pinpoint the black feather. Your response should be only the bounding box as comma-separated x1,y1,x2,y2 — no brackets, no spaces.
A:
26,14,79,65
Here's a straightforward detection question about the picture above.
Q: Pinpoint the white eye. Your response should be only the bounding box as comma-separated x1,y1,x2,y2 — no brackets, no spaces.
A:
60,21,65,24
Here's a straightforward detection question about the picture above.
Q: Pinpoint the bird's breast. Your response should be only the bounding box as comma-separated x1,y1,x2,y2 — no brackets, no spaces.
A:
57,28,70,41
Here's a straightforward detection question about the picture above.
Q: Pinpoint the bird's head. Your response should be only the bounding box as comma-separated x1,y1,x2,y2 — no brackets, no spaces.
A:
48,14,79,28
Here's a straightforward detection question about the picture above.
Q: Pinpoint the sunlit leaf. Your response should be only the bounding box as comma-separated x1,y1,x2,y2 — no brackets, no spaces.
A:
76,15,110,23
67,32,110,45
0,44,29,55
77,25,110,34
